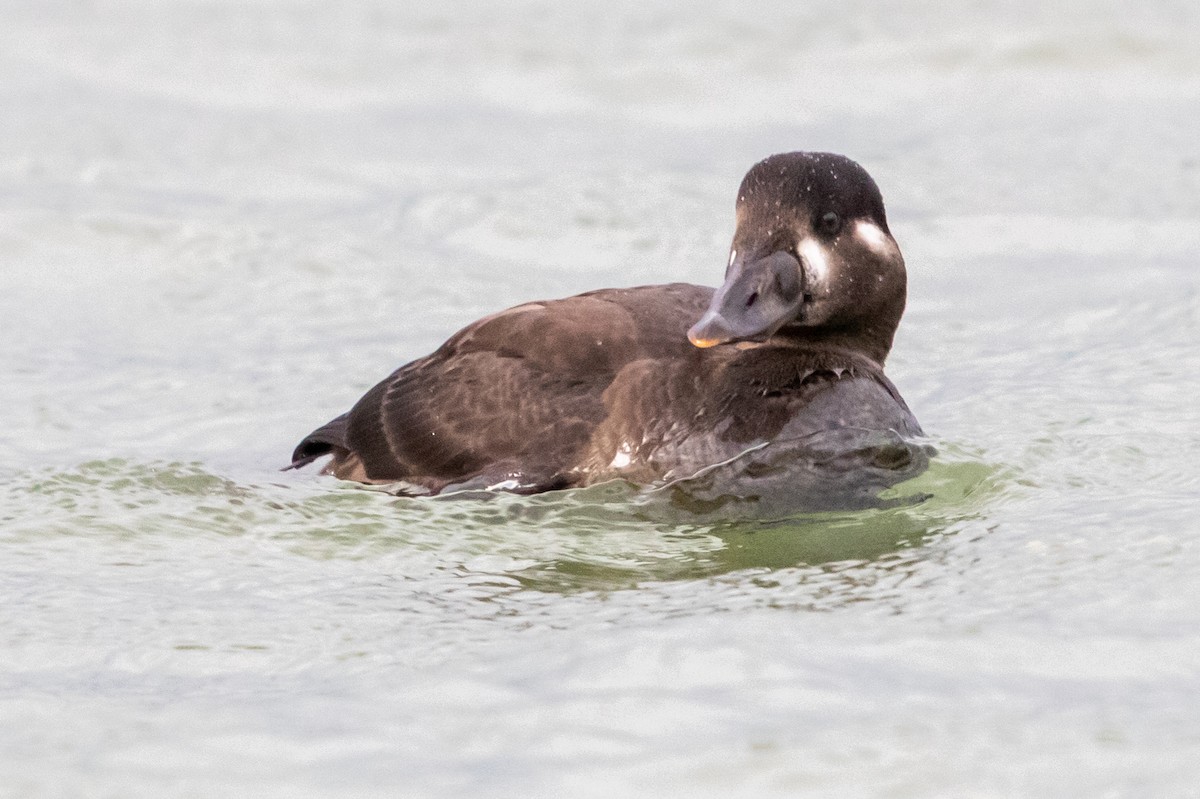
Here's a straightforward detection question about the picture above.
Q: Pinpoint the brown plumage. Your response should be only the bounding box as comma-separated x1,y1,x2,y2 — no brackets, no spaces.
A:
290,152,923,496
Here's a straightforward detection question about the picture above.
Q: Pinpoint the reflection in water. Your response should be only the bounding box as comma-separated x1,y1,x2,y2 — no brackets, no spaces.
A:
420,439,1001,593
8,444,1002,601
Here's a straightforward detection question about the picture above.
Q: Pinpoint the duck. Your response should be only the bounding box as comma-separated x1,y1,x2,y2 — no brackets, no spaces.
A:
289,151,923,497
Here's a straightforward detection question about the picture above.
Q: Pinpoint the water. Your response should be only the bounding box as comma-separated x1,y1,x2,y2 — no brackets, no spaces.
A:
3,1,1199,796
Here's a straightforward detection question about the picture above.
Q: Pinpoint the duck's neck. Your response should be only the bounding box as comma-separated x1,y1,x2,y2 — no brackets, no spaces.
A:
766,324,894,369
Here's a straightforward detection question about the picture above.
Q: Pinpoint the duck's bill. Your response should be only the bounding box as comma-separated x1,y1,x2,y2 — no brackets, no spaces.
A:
687,250,806,348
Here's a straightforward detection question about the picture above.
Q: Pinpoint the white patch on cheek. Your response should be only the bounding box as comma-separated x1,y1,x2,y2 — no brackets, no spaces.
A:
797,237,829,285
855,220,893,255
728,249,737,267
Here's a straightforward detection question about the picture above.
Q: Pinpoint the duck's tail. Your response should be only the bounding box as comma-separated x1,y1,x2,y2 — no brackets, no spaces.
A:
284,412,350,471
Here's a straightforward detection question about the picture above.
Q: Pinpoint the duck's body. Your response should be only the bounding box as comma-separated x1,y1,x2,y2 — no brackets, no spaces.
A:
291,152,924,497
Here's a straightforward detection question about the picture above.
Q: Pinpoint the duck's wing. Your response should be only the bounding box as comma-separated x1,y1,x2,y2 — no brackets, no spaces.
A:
291,285,712,491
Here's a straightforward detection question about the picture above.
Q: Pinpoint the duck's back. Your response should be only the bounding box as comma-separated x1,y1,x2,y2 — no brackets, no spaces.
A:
292,283,714,493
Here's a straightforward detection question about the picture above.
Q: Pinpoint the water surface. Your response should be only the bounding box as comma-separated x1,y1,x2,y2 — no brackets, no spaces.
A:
2,2,1199,797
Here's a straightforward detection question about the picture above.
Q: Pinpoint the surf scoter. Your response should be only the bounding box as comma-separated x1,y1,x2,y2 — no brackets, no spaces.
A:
290,152,923,497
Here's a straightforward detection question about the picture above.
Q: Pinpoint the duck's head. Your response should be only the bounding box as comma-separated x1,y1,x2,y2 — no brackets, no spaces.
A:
688,152,907,365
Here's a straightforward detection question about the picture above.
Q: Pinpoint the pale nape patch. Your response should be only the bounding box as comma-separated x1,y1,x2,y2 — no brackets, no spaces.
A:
797,237,829,284
855,220,893,255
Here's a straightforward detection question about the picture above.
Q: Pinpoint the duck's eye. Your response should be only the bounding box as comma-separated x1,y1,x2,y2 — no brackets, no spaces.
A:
818,211,841,236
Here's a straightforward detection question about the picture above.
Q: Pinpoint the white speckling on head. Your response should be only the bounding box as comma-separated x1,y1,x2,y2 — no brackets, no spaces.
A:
609,441,633,470
797,237,829,284
855,220,892,255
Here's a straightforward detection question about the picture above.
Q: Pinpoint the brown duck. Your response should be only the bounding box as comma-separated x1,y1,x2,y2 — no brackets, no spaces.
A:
290,152,923,496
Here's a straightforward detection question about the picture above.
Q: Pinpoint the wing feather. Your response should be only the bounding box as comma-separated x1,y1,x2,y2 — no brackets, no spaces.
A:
294,283,713,486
